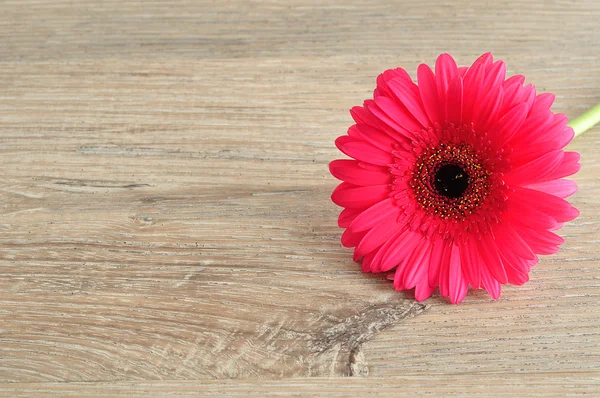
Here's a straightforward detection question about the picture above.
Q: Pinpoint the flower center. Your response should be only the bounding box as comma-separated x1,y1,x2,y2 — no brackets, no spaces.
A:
434,164,469,199
394,124,500,221
390,124,510,236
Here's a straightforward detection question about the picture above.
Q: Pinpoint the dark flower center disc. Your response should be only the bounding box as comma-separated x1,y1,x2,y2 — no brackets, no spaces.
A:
434,164,469,199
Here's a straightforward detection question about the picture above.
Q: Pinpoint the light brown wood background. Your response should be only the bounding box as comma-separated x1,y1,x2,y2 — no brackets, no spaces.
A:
0,0,599,396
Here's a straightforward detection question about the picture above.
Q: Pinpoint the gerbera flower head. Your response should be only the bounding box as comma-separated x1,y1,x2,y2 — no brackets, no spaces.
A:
330,53,580,303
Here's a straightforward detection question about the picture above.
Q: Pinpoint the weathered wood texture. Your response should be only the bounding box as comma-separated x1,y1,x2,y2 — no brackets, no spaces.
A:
3,375,600,398
0,0,599,396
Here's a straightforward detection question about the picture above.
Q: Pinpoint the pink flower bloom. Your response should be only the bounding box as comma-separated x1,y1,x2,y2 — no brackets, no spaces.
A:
330,53,580,303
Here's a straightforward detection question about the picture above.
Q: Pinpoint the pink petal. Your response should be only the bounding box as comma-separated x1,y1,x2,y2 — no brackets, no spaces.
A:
499,252,530,286
329,159,392,186
414,278,436,302
540,152,580,181
341,228,366,248
376,67,413,98
435,53,458,96
531,93,555,113
493,222,536,262
331,182,391,208
335,136,395,166
417,63,441,125
509,115,573,165
473,52,494,68
483,61,506,93
387,78,431,128
393,263,406,291
500,81,523,115
477,233,508,284
338,208,363,228
503,74,525,88
354,215,404,260
352,124,397,152
506,199,558,231
402,239,431,289
461,239,481,289
350,105,371,125
489,102,529,146
550,222,565,232
510,109,554,146
370,97,421,135
513,225,563,255
503,84,536,117
449,243,469,304
473,85,503,132
461,62,485,123
512,186,579,223
554,125,575,149
361,250,377,272
428,237,448,288
495,239,533,276
503,150,564,186
524,179,578,199
444,74,463,126
480,263,501,300
349,197,399,233
352,103,409,142
531,114,572,147
523,84,537,115
438,241,452,298
381,229,422,273
509,140,563,168
369,227,408,273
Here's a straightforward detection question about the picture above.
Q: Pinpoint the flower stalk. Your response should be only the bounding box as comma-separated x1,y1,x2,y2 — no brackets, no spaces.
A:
569,103,600,137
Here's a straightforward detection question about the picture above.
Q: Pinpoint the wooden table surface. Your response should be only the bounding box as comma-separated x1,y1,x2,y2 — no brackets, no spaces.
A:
1,1,599,396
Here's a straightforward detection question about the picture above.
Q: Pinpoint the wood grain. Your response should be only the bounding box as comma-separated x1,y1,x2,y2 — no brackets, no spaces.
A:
0,0,599,396
2,375,600,397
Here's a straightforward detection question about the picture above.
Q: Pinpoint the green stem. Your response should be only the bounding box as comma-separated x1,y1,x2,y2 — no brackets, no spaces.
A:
568,103,600,138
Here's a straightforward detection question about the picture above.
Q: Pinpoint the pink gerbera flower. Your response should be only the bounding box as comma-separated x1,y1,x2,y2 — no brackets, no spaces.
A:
330,53,580,303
